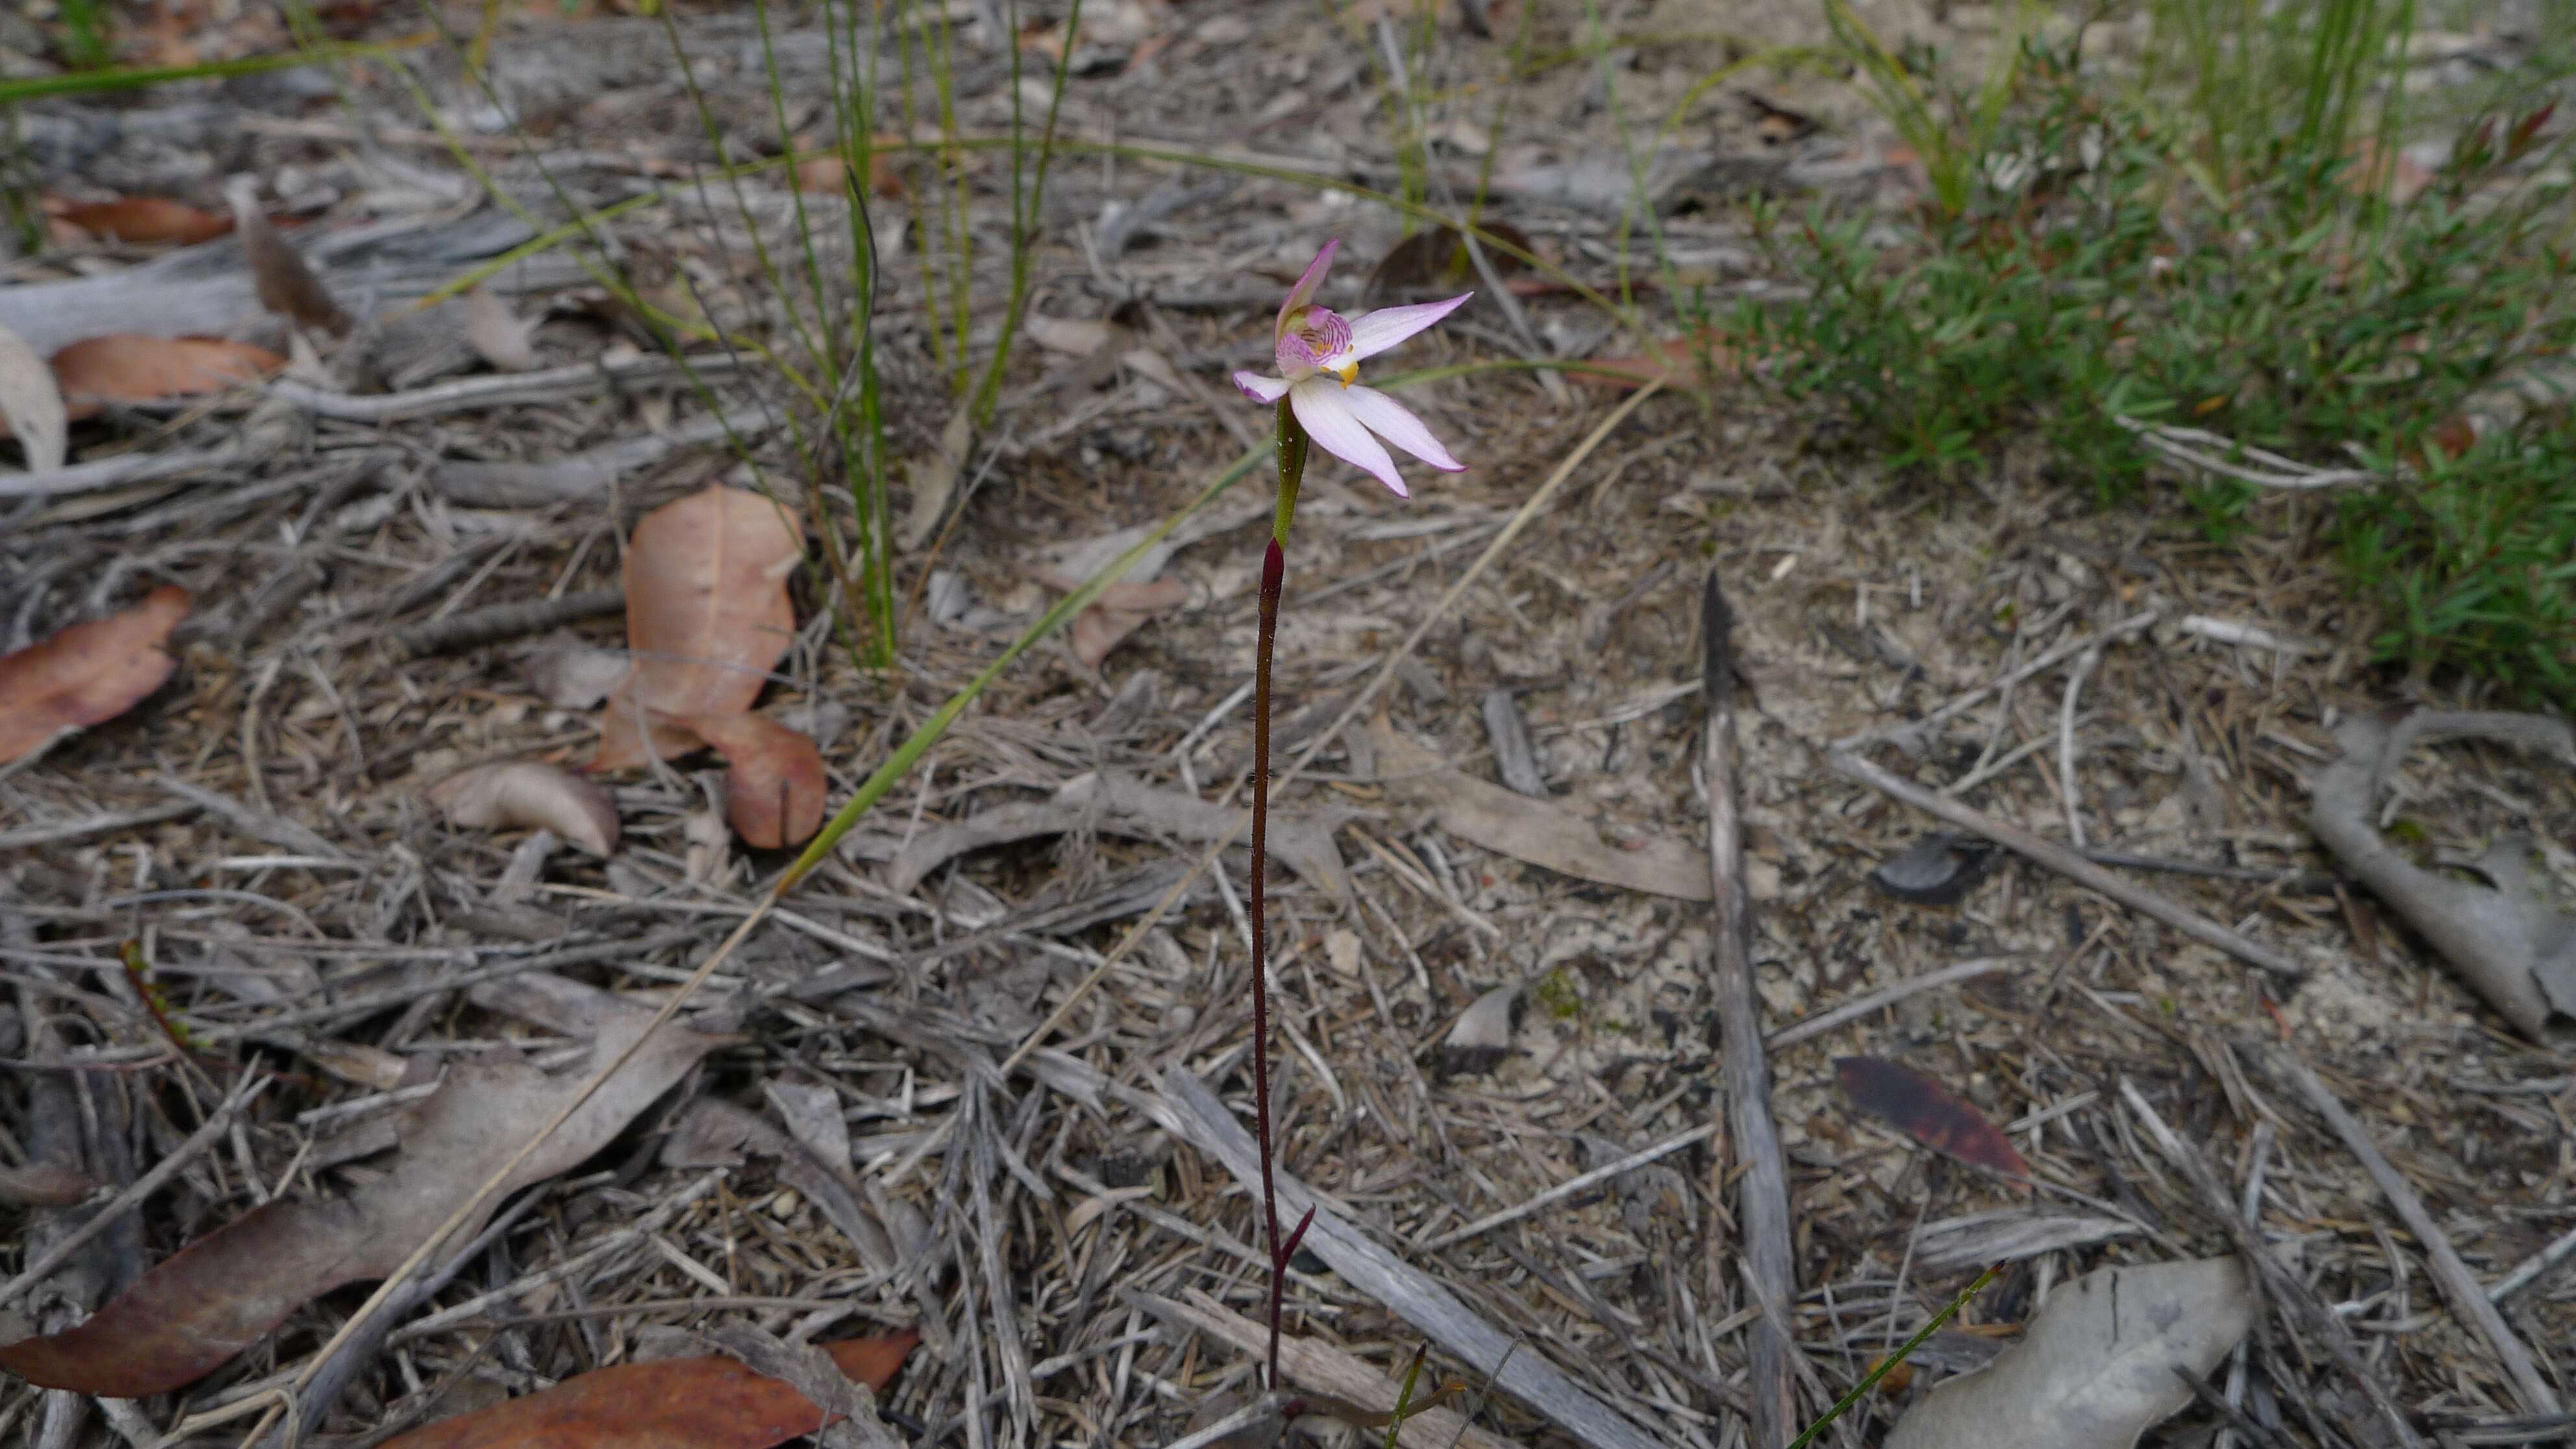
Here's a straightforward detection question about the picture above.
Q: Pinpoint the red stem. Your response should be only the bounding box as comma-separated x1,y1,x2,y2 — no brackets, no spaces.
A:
1250,536,1286,1390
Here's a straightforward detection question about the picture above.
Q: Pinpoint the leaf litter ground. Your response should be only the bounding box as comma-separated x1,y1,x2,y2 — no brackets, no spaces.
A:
2,4,2572,1449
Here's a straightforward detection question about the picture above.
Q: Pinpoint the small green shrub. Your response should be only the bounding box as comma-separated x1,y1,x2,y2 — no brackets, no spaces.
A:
1739,46,2576,704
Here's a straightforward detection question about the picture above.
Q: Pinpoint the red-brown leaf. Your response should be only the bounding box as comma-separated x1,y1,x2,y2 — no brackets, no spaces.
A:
380,1333,919,1449
1836,1056,2029,1181
0,586,190,764
675,712,828,850
58,197,235,247
1573,330,1735,393
595,486,803,772
49,335,284,412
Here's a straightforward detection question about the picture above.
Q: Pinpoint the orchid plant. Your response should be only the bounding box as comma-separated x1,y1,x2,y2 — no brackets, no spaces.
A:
1230,241,1470,1394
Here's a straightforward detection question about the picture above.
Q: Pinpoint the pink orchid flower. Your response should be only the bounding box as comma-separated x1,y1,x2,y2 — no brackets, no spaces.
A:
1232,240,1472,498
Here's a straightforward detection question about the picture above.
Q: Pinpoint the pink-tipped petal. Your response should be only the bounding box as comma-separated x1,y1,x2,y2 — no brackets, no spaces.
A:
1274,240,1341,339
1341,386,1465,472
1234,371,1292,402
1345,292,1473,362
1289,378,1406,497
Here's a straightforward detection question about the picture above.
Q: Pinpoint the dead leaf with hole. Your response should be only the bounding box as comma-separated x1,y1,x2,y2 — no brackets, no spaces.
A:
48,335,284,415
378,1332,917,1449
464,286,543,372
2309,708,2576,1039
0,1011,724,1398
1367,718,1711,900
1885,1257,2255,1449
427,760,621,856
226,180,347,334
0,321,67,473
672,712,828,849
1837,1056,2029,1182
58,197,234,246
596,485,804,771
0,586,190,764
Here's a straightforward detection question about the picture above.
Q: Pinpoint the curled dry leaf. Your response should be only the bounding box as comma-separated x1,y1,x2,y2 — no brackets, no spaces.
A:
226,180,348,334
464,286,544,372
0,1012,724,1398
0,586,191,764
49,335,284,414
0,321,68,473
2309,708,2576,1038
596,485,803,771
1837,1056,2031,1182
675,711,828,849
378,1332,918,1449
58,197,234,246
1885,1257,2255,1449
426,760,621,856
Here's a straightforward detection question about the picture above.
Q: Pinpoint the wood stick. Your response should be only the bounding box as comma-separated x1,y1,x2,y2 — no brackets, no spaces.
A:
1128,1289,1517,1449
1700,571,1799,1448
1827,751,2309,983
1152,1068,1661,1449
388,588,624,658
2277,1055,2562,1417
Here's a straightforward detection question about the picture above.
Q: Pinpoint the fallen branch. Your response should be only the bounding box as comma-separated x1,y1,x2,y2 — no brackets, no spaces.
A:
1702,569,1800,1448
1828,751,2309,984
270,352,747,424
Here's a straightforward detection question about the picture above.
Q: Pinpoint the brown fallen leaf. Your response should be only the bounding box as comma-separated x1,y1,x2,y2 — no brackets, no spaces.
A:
596,485,803,771
0,1161,97,1208
1367,718,1711,900
793,139,908,201
464,286,544,372
1034,570,1191,669
49,335,284,414
0,321,67,472
427,760,621,856
0,586,190,765
1576,328,1734,393
226,180,347,335
1366,221,1531,300
379,1333,917,1449
0,1011,724,1398
58,196,235,247
675,712,828,849
1837,1056,2031,1182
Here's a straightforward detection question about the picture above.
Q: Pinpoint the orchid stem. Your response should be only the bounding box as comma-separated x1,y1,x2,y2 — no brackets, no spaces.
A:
1251,398,1309,1391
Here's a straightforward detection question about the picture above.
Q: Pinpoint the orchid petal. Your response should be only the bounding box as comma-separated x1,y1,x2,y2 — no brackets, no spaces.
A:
1290,378,1406,497
1340,386,1465,472
1234,371,1291,402
1345,292,1474,362
1275,240,1341,341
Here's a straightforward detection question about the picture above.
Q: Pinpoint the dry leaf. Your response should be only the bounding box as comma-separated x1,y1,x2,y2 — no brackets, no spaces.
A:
0,586,191,764
1886,1257,2255,1449
0,321,67,473
2309,708,2576,1038
1576,328,1734,393
464,286,543,372
1023,314,1115,356
1365,221,1531,299
898,408,974,551
0,1012,724,1397
595,485,803,771
1441,984,1520,1075
1367,718,1712,900
49,335,284,413
58,197,234,246
427,760,621,856
519,633,630,710
1035,569,1191,668
379,1333,916,1449
226,180,348,334
0,1161,97,1207
1837,1056,2030,1182
793,139,908,200
675,712,827,849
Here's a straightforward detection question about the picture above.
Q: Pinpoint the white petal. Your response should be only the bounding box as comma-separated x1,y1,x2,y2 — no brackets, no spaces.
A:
1290,379,1405,497
1234,371,1291,402
1346,292,1473,361
1341,386,1464,472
